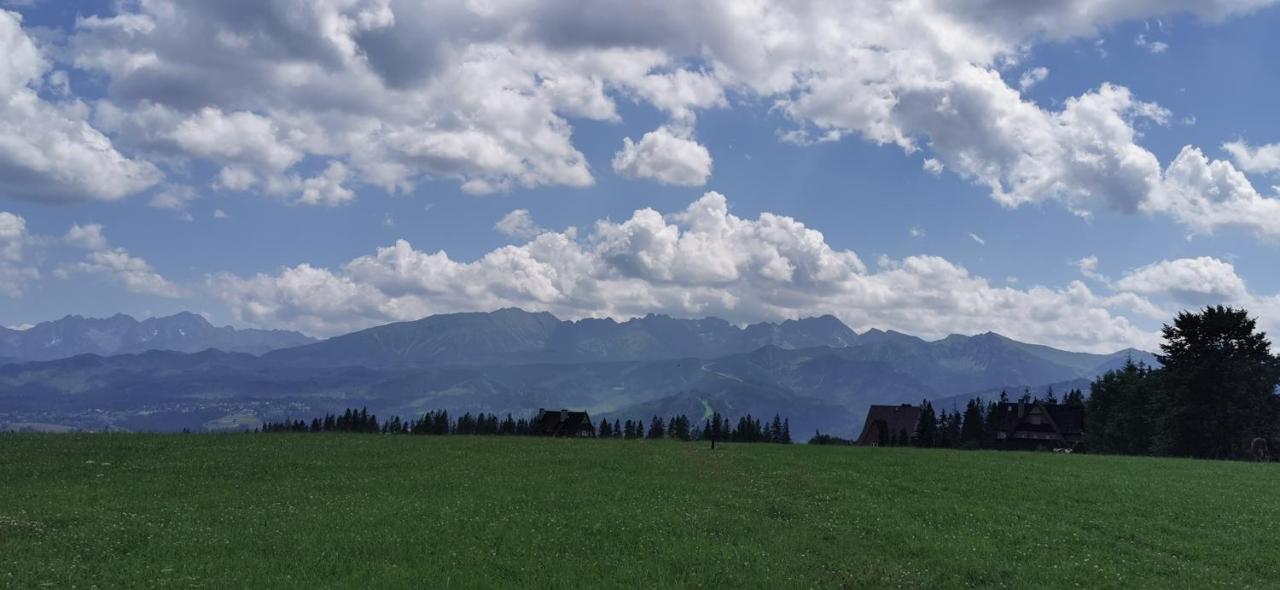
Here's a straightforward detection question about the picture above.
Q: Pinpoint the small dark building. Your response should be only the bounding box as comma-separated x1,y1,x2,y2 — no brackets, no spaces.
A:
856,404,922,446
990,401,1084,450
532,408,595,437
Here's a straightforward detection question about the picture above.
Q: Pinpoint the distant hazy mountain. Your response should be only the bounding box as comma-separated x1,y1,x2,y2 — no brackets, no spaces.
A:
265,308,862,367
0,312,315,361
0,308,1155,436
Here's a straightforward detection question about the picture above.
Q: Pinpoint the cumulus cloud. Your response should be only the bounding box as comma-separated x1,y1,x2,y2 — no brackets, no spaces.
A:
64,223,107,251
209,192,1163,352
0,210,28,261
60,223,179,297
495,209,547,240
1100,255,1280,341
0,10,160,204
1075,256,1107,283
3,0,1277,243
1223,140,1280,174
1114,257,1249,303
612,126,713,186
71,248,181,297
149,184,198,211
0,210,37,296
1018,67,1048,91
298,162,356,206
1146,146,1280,240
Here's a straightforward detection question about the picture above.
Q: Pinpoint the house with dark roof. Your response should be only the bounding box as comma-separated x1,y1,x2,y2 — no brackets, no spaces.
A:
532,409,595,437
990,401,1085,450
856,404,922,446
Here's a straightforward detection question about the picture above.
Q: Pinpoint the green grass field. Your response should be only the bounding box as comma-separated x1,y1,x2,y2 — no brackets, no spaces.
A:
2,435,1277,589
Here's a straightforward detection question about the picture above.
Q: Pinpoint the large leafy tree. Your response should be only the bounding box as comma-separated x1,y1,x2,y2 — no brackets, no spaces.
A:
1155,306,1280,458
1087,360,1159,455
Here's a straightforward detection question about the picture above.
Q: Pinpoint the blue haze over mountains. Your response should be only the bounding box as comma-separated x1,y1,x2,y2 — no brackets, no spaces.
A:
0,308,1156,437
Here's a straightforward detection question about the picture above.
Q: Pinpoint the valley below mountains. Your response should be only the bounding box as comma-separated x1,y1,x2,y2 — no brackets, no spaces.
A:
0,308,1156,437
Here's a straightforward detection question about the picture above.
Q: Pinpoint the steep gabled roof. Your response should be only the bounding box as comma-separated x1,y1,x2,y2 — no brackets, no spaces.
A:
856,404,921,444
533,409,594,437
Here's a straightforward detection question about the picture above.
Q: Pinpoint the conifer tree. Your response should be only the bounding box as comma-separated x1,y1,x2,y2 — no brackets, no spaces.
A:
914,401,937,447
647,416,666,439
960,399,985,447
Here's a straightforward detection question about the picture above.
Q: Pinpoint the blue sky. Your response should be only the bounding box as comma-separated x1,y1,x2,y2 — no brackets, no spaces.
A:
1,1,1278,352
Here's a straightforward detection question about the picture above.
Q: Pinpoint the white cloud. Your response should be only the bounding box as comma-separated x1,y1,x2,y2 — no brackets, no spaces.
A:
968,233,986,246
61,223,179,297
1134,34,1169,53
1146,146,1280,240
612,126,712,186
0,210,27,261
909,226,925,238
149,184,198,211
1075,256,1107,283
298,161,355,206
170,108,302,173
0,210,37,296
2,0,1274,243
1223,140,1280,174
495,209,547,240
210,192,1159,352
0,10,160,204
64,223,107,251
213,209,229,219
1018,66,1048,91
922,158,944,175
1099,255,1280,341
215,166,258,192
72,248,182,297
1114,256,1249,302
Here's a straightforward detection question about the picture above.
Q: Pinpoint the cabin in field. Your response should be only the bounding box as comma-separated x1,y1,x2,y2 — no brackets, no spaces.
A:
990,401,1085,450
856,404,921,446
532,408,595,437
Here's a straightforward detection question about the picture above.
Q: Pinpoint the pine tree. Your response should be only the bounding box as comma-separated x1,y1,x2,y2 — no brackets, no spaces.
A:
647,416,666,439
781,418,792,444
960,399,985,448
914,401,936,447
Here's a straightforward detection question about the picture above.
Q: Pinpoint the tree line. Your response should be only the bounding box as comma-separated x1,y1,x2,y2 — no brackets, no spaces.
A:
806,388,1084,448
910,389,1085,450
261,408,792,444
1087,306,1279,459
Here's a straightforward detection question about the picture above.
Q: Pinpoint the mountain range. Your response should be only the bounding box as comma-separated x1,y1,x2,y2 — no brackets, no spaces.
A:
0,308,1157,437
0,312,314,361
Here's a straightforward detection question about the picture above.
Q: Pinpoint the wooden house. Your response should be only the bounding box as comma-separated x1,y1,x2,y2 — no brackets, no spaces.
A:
532,408,595,437
856,404,922,446
990,401,1085,450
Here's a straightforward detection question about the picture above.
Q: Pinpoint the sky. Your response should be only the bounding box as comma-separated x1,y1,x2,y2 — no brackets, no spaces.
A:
1,0,1279,353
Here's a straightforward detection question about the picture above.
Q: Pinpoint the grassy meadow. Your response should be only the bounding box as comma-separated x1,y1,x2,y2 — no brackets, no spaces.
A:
2,434,1278,589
